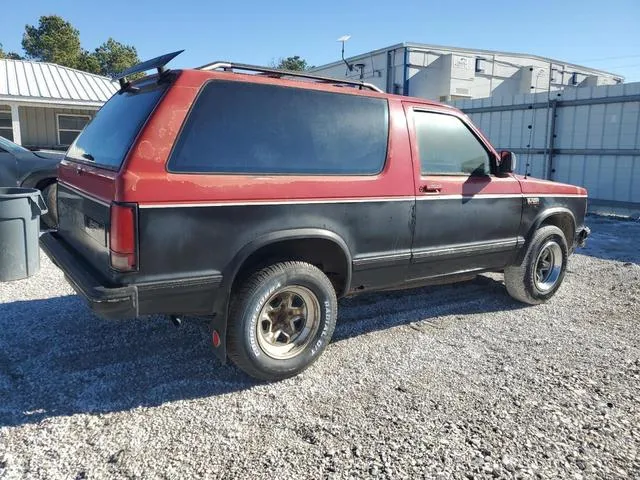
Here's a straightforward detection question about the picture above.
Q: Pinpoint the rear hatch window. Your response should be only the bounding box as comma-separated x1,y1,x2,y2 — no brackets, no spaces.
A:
66,81,168,169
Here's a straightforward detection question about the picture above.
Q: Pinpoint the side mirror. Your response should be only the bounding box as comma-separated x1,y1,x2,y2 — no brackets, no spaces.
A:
498,151,517,174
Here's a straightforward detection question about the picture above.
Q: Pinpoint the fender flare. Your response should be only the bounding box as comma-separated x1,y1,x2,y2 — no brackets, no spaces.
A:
223,228,353,297
515,208,577,266
510,206,577,268
530,207,577,240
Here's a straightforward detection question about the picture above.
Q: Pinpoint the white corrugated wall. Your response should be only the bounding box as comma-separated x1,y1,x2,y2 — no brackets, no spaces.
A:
455,82,640,206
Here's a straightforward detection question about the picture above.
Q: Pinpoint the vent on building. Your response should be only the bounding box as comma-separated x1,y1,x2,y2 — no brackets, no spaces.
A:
454,87,471,96
475,58,484,73
571,72,579,85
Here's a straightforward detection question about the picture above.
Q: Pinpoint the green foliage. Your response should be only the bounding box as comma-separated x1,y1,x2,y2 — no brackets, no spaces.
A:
22,15,82,66
275,56,309,71
76,50,101,74
93,38,140,78
13,15,140,77
0,42,24,60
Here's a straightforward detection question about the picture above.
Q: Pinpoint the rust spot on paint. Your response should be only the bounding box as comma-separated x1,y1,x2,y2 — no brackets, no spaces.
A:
125,171,141,192
137,140,156,161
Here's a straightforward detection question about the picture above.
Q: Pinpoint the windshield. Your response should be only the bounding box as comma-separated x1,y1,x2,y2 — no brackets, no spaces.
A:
66,83,167,169
0,136,31,155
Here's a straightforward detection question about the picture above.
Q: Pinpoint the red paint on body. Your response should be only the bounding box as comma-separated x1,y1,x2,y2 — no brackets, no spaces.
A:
59,68,586,205
58,160,118,202
516,175,587,196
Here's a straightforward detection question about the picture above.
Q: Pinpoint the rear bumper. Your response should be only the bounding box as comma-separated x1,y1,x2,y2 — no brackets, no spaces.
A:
41,233,139,319
40,232,223,320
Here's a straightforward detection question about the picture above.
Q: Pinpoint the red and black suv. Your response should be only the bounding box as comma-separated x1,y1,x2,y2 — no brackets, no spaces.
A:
41,52,590,380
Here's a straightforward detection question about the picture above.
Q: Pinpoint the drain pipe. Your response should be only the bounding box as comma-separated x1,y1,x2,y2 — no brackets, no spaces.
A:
547,98,559,180
403,46,409,96
386,49,393,93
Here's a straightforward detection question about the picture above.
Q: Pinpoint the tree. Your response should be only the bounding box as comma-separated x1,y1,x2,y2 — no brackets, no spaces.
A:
76,50,101,75
92,38,140,78
17,15,141,77
274,56,309,71
0,43,23,60
22,15,82,67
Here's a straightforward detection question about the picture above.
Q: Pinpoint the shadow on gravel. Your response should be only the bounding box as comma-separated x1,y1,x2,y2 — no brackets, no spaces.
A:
581,215,640,264
0,295,255,428
0,276,523,427
333,275,524,342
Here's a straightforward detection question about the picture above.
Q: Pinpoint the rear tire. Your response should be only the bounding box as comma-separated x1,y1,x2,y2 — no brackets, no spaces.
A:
504,225,568,305
227,262,337,381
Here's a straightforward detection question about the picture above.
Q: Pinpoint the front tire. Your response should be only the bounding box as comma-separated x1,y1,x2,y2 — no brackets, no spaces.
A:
504,225,568,305
227,262,338,381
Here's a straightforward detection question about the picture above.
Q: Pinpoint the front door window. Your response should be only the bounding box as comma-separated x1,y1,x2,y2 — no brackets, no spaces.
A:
413,110,490,177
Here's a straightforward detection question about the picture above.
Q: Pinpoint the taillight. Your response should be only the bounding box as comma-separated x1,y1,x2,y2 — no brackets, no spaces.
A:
109,203,137,272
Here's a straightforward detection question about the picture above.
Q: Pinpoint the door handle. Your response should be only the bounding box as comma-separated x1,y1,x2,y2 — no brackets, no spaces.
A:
419,183,442,194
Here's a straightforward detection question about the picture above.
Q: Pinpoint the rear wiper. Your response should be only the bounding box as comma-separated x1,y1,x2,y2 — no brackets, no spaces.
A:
82,153,95,161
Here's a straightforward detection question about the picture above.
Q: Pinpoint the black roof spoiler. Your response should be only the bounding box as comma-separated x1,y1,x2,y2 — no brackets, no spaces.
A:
112,50,184,89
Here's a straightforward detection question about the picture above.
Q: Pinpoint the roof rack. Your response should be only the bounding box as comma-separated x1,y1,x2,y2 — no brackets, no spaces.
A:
197,61,384,93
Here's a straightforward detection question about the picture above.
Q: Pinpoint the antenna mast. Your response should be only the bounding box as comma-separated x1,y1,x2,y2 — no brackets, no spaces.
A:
337,35,353,73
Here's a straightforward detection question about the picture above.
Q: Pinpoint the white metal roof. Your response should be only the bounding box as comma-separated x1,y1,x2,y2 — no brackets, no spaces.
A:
0,59,118,107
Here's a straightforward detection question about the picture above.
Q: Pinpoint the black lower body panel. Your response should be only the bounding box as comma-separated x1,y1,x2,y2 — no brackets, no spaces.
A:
40,232,223,320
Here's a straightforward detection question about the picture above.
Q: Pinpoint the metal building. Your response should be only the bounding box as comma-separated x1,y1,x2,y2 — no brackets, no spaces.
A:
310,43,623,101
453,82,640,214
0,59,117,149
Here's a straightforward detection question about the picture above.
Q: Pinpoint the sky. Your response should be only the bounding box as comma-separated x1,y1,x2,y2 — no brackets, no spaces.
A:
2,0,640,81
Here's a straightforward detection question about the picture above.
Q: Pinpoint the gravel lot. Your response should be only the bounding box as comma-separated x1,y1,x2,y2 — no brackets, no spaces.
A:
0,215,638,479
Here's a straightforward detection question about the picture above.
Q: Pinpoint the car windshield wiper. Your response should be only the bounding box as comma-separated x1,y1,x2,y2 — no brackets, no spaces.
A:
81,152,95,162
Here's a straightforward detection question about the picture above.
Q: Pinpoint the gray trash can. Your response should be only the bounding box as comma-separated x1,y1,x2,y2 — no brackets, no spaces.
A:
0,187,48,282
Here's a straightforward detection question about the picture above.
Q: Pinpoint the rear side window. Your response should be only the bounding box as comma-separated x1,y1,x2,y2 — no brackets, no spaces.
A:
168,81,389,175
66,83,167,169
414,111,490,175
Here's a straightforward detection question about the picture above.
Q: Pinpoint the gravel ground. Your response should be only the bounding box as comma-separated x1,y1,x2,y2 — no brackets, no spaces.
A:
0,215,638,479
